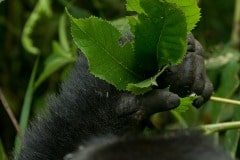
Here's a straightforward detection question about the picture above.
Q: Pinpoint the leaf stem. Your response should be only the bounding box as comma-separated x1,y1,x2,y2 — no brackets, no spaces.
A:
0,88,23,140
199,121,240,134
231,0,240,49
210,96,240,106
14,58,39,154
170,110,188,128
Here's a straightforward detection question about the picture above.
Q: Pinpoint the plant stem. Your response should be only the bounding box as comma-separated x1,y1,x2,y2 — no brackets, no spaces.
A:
14,58,39,154
170,110,188,128
0,88,23,140
200,121,240,134
0,139,7,160
210,96,240,106
231,0,240,49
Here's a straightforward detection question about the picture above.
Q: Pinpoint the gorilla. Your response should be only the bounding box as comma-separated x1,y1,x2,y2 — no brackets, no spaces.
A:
15,35,231,160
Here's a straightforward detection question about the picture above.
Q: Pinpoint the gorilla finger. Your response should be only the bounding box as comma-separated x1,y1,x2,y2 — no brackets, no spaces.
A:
191,55,205,95
140,89,180,115
169,53,196,97
202,77,214,100
187,33,195,52
193,97,204,109
156,67,178,89
158,52,196,92
193,77,213,108
194,39,204,56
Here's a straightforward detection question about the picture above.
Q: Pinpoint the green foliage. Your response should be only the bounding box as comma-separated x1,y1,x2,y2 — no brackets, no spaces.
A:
111,18,132,37
164,0,201,32
70,16,142,90
14,59,39,154
34,14,76,89
1,0,239,159
127,65,168,94
15,10,76,155
201,47,240,157
34,41,75,89
70,0,200,94
127,0,201,32
132,0,187,70
225,123,240,159
174,96,198,113
21,0,52,55
126,0,145,14
205,48,240,123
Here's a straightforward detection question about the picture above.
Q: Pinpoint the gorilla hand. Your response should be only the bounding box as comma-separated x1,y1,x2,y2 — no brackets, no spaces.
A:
157,34,213,108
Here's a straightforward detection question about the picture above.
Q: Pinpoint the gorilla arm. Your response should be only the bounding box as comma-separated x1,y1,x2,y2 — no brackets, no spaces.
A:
16,35,213,160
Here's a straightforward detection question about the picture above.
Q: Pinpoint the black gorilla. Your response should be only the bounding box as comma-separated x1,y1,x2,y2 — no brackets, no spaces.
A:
15,35,231,160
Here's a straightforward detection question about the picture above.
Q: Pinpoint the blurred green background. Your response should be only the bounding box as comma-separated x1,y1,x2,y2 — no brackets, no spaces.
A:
0,0,239,159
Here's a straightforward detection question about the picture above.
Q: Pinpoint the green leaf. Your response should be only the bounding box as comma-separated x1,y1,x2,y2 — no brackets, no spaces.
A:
163,0,201,32
14,59,39,154
68,0,199,93
21,0,52,55
34,41,75,90
224,105,240,158
174,96,198,113
111,18,133,40
224,129,240,159
127,65,169,94
59,14,70,51
126,0,145,14
127,0,200,33
127,75,157,95
70,16,143,90
133,0,187,73
127,16,139,34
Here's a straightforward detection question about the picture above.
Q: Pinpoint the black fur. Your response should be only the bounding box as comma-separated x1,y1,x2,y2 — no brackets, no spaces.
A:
16,54,138,160
66,131,230,160
17,53,181,160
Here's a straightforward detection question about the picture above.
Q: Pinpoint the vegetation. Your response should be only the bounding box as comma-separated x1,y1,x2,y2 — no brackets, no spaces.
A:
0,0,239,159
69,0,200,94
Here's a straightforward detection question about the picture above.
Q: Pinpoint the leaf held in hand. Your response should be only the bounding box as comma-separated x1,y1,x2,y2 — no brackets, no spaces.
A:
70,16,143,90
174,96,198,113
132,0,187,73
163,0,201,32
126,0,145,14
68,0,201,94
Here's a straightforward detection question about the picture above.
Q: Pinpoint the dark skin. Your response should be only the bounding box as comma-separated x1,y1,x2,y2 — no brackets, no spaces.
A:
15,35,214,160
158,34,213,108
